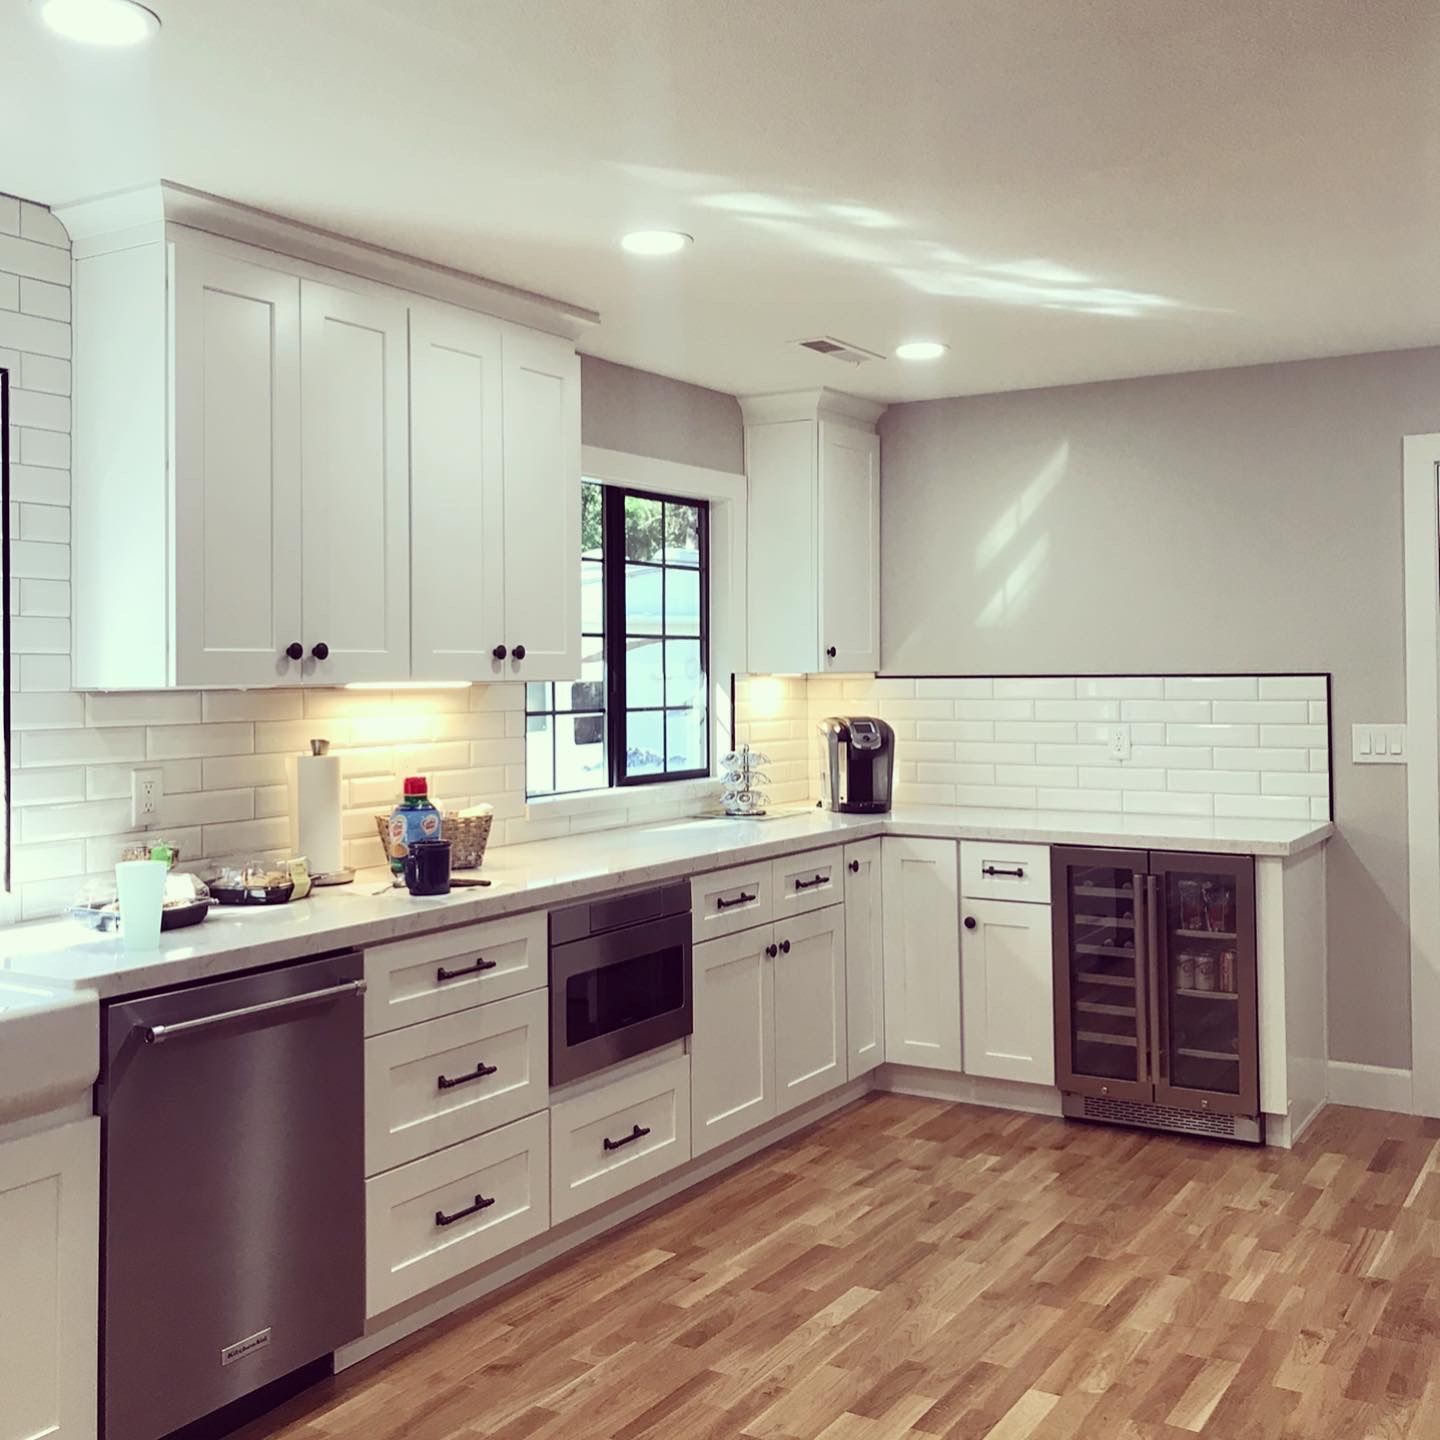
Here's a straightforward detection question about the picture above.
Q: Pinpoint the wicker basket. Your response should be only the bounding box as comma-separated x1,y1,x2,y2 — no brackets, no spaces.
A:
373,807,493,870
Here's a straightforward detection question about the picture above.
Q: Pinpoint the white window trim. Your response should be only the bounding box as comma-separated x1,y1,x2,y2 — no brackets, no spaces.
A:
525,445,747,819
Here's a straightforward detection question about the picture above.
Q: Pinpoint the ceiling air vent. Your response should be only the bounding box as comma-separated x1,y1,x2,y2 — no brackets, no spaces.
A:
794,336,884,366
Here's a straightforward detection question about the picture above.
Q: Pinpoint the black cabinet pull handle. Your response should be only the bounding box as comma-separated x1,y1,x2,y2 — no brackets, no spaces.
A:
311,642,329,661
436,956,497,982
848,859,860,874
492,644,507,660
964,916,977,930
285,642,303,661
437,1060,497,1091
435,1193,495,1227
765,943,778,958
794,874,827,891
779,939,791,955
826,646,837,660
602,1123,651,1153
716,891,756,911
512,644,527,660
982,864,1025,879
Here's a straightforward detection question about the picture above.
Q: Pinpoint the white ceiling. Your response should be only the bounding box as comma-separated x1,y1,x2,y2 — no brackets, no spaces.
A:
4,0,1439,403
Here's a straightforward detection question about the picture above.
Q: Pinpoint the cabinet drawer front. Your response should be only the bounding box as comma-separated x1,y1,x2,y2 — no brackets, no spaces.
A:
691,862,773,941
550,1053,691,1225
365,989,548,1175
772,846,844,918
365,1111,550,1317
364,912,546,1034
960,841,1051,903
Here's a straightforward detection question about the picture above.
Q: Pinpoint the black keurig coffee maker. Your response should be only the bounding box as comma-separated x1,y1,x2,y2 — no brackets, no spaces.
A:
817,715,896,813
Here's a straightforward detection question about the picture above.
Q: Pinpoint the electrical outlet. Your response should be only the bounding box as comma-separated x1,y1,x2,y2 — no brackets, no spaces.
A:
1106,724,1132,763
131,769,163,828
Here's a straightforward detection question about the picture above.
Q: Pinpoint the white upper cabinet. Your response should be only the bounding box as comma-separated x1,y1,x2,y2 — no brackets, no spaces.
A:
62,183,591,690
170,246,304,689
300,280,411,684
741,389,884,676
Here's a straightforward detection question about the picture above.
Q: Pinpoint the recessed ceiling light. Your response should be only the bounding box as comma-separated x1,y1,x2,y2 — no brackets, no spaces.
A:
33,0,160,45
894,341,948,361
621,230,693,256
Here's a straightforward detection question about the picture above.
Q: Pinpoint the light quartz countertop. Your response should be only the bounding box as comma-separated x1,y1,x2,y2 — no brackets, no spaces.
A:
0,805,1332,1000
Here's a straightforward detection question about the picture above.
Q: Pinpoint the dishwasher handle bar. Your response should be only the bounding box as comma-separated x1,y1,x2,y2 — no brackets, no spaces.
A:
139,978,367,1045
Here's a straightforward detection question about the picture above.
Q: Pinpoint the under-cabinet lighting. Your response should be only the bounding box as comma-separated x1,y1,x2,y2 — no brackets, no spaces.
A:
33,0,160,46
894,340,948,361
345,682,472,691
621,230,693,256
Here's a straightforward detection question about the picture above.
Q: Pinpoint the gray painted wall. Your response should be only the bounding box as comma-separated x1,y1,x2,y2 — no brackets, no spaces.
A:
880,346,1440,1072
580,356,744,475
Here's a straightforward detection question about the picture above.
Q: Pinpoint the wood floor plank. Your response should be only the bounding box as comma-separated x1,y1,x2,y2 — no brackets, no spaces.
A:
230,1098,1440,1440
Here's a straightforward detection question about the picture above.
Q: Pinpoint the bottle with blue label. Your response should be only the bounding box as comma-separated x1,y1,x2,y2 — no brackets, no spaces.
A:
388,776,442,880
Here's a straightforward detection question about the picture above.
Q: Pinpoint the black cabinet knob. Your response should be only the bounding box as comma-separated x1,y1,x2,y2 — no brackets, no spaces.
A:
848,859,860,874
826,645,837,660
779,939,791,955
311,642,329,661
964,916,977,930
512,644,526,661
491,644,507,661
285,642,303,661
765,944,778,959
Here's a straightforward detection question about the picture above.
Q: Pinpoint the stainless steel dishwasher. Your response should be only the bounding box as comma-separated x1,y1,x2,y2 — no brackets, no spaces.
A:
97,951,367,1440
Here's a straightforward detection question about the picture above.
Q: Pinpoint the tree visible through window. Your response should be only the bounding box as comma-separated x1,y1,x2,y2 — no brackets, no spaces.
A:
526,481,709,796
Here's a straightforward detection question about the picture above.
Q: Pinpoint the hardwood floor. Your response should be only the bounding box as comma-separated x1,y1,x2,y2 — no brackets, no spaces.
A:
239,1095,1440,1440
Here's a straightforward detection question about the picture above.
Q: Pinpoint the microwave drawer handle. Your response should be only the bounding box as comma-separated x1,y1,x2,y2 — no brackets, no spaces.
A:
794,873,828,891
715,891,756,911
981,864,1025,879
139,979,366,1044
435,1193,495,1228
603,1123,652,1153
437,1060,498,1091
436,956,497,982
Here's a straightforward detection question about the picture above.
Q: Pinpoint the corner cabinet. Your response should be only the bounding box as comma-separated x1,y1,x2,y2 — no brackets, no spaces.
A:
67,200,583,689
741,389,883,675
881,837,962,1070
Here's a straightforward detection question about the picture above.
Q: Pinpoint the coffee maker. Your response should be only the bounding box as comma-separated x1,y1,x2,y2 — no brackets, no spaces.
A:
817,716,895,813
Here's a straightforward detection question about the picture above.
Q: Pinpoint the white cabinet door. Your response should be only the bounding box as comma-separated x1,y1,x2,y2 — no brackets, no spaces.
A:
0,1118,98,1440
773,905,847,1113
746,419,818,674
882,837,963,1070
498,327,581,681
299,281,411,683
961,898,1056,1086
172,245,303,687
409,304,506,681
818,421,880,673
844,839,884,1077
691,927,775,1155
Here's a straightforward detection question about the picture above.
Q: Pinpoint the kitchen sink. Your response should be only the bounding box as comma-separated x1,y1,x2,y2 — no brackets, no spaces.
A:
0,978,99,1124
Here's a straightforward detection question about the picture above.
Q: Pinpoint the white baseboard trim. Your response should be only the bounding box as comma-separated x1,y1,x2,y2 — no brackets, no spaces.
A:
1326,1061,1415,1114
875,1064,1063,1117
336,1078,873,1371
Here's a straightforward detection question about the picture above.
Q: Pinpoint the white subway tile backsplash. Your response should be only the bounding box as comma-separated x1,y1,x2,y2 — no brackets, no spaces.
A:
1076,767,1167,792
1035,743,1110,766
20,726,145,768
1165,723,1259,748
17,653,69,693
21,798,134,844
85,759,202,800
915,719,995,742
11,840,86,884
1213,747,1309,772
1214,794,1312,821
201,690,306,723
994,678,1075,700
953,699,1034,721
162,788,256,828
12,616,70,653
954,784,1038,808
913,677,993,698
1123,791,1213,817
1075,677,1164,700
952,742,1037,766
1260,723,1328,748
1034,699,1120,722
86,692,203,728
995,764,1078,788
1167,769,1260,795
1258,676,1327,701
1120,700,1211,723
1261,772,1330,797
12,691,86,731
201,816,290,854
1211,700,1309,724
1036,787,1123,812
916,762,998,786
148,722,254,760
1163,677,1259,700
1131,745,1211,769
11,767,84,807
18,578,69,615
1309,749,1329,772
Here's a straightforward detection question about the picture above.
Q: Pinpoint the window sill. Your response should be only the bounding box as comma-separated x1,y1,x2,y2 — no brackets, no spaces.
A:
525,778,721,821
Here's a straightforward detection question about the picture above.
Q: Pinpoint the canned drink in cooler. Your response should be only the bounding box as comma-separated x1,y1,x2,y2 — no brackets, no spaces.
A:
1219,949,1236,993
1177,953,1197,990
1195,954,1218,992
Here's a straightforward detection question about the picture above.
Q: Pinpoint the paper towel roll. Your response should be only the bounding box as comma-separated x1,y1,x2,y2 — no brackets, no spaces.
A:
294,750,344,876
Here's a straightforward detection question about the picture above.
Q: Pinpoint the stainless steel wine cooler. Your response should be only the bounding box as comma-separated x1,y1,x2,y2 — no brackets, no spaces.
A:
1052,847,1261,1144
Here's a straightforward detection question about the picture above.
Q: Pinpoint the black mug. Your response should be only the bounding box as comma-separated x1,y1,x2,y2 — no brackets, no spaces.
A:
404,838,452,896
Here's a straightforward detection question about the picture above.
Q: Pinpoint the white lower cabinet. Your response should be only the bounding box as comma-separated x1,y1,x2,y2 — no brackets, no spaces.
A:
882,837,963,1070
550,1052,691,1225
843,839,884,1077
365,1110,550,1317
960,898,1056,1087
0,1118,98,1440
691,926,776,1155
772,906,847,1114
364,988,548,1174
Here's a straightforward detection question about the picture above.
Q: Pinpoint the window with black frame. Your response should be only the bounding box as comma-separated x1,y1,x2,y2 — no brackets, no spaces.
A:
526,480,709,797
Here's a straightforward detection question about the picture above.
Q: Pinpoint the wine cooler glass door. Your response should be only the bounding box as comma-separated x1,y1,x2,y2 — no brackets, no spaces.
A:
1150,852,1259,1117
1052,848,1151,1103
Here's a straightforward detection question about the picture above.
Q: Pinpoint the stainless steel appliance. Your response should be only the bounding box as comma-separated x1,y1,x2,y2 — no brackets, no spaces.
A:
1052,847,1261,1143
817,715,895,814
549,882,692,1085
97,952,366,1440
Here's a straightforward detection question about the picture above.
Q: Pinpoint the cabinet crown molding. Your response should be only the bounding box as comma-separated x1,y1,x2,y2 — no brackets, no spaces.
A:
54,180,600,342
738,388,887,430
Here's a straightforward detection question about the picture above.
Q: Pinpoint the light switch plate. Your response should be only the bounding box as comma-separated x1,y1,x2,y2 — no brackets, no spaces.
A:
1352,724,1406,764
